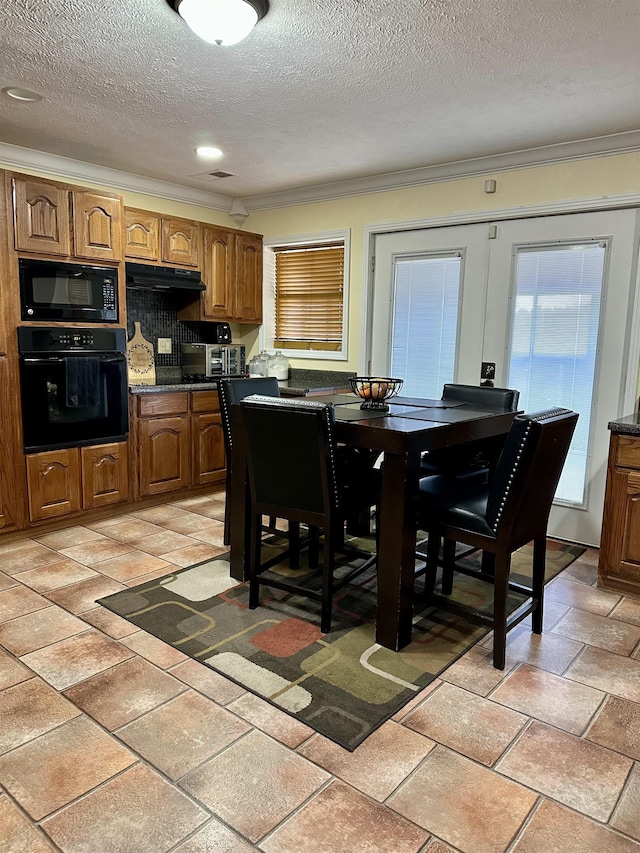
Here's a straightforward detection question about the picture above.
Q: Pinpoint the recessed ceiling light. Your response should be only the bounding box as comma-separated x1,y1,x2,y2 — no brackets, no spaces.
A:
196,146,223,158
2,87,43,102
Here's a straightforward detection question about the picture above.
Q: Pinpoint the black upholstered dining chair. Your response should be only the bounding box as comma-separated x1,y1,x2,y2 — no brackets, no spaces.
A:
239,395,379,633
417,407,578,669
420,383,521,479
218,376,281,546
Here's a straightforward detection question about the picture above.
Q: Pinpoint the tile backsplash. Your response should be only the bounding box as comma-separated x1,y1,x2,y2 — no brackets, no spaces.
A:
126,288,218,367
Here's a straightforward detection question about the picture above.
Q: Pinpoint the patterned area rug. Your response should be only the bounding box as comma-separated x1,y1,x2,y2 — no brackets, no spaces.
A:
98,537,584,751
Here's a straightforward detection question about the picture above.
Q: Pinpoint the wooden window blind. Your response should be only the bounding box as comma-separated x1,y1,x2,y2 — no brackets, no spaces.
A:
274,242,344,351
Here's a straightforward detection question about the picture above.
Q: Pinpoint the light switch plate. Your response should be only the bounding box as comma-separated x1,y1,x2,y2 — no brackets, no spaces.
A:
157,337,172,354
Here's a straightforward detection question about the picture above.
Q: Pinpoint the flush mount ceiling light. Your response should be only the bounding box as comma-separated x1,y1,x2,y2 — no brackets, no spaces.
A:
2,86,42,102
166,0,268,46
196,146,223,158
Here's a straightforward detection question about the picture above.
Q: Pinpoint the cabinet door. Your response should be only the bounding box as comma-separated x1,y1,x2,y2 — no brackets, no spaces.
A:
235,232,263,322
161,218,199,267
192,413,226,485
13,178,71,255
81,442,129,509
139,416,190,497
124,209,160,261
201,226,234,320
72,191,123,261
26,449,81,522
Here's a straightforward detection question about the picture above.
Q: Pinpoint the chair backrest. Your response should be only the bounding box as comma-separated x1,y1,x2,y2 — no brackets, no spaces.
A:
218,376,280,458
239,396,339,520
442,383,520,412
486,408,579,543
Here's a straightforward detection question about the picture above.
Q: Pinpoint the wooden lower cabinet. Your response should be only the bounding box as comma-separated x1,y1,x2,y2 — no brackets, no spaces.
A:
26,449,81,522
81,443,129,509
139,415,191,497
192,412,226,485
134,389,226,498
598,431,640,595
27,442,128,523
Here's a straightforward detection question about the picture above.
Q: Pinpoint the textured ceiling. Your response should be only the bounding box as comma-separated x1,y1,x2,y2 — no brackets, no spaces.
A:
0,0,639,202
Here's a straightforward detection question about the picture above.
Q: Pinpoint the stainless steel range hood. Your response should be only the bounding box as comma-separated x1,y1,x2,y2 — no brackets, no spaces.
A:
125,263,206,291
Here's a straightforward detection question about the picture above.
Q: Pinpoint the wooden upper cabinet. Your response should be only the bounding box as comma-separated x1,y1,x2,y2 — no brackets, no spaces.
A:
235,231,263,323
72,191,123,261
124,209,199,267
13,177,71,255
12,176,123,262
161,217,199,267
124,209,160,261
185,226,263,323
201,225,234,320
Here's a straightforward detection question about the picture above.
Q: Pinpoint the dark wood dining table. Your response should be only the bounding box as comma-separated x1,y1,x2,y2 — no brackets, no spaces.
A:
228,393,516,652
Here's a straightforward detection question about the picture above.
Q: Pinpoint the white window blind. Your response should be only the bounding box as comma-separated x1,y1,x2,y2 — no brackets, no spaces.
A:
391,254,461,397
508,242,607,505
274,242,344,352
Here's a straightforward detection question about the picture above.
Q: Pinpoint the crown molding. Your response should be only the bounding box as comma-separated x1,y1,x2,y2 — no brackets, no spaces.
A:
242,130,640,211
1,131,639,215
0,143,233,210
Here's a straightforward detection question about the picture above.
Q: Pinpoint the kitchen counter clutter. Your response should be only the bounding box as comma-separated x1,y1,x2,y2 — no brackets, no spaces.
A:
598,410,640,595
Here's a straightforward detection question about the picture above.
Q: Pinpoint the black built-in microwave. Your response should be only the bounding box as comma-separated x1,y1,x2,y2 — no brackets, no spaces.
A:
19,258,118,322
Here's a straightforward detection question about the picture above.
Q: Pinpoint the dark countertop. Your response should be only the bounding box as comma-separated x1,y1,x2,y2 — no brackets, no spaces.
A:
130,368,358,397
129,381,219,393
608,411,640,436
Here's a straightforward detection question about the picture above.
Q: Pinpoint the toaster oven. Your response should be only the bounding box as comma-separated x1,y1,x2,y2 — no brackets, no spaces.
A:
181,343,245,379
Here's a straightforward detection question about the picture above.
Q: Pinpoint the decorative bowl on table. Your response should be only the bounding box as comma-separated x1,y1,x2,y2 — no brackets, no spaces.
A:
348,376,404,411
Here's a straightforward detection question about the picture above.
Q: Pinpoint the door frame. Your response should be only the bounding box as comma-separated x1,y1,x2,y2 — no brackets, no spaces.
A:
360,193,640,417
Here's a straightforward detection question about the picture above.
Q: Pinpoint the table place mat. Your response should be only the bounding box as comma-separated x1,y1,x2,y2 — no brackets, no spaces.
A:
391,406,500,423
393,396,466,408
310,393,359,405
333,405,391,421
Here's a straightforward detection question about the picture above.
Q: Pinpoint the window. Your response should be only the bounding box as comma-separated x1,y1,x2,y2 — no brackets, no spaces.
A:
262,231,349,360
507,242,607,505
391,253,462,397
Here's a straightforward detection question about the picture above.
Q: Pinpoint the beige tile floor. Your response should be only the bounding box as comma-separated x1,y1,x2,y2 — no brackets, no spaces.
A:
0,491,639,852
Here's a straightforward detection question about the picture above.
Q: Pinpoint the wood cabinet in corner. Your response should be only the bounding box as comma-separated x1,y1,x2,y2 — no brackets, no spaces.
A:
179,224,263,323
599,430,640,596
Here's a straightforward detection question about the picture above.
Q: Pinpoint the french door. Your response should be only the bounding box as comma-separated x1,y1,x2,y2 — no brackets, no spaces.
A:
369,209,639,545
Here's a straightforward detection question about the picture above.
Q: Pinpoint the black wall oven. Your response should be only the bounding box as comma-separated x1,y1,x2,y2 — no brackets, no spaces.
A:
18,327,129,453
20,258,118,322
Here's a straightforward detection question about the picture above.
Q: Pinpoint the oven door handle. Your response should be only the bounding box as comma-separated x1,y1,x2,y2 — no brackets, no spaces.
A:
22,355,126,364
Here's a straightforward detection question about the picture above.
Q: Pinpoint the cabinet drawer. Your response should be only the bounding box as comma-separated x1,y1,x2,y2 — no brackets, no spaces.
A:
616,436,640,469
191,390,220,413
136,392,189,417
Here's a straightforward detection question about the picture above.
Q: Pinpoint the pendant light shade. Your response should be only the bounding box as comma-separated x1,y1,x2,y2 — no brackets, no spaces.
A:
166,0,268,46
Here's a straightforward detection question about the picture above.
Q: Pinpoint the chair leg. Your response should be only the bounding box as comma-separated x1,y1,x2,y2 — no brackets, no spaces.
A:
320,527,334,634
248,513,263,610
424,531,441,596
492,546,511,670
346,508,371,536
223,469,232,546
288,522,300,570
531,535,546,634
308,525,320,569
442,539,456,596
